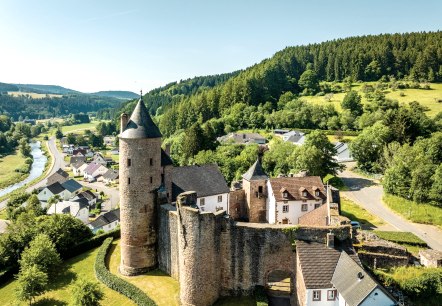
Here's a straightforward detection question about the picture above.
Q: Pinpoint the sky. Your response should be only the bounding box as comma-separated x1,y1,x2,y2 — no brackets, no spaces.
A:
0,0,441,93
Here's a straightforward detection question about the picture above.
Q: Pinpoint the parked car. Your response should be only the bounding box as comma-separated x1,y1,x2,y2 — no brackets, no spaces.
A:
350,221,361,229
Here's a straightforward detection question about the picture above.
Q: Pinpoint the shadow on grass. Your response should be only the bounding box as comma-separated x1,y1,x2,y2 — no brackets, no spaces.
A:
340,177,376,190
34,297,68,306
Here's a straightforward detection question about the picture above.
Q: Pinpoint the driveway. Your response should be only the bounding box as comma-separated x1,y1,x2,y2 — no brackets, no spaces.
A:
338,165,442,251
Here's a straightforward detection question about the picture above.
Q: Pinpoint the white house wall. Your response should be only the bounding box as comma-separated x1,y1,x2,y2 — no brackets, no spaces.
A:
37,188,54,202
360,288,396,306
276,199,322,225
196,193,229,213
306,288,339,306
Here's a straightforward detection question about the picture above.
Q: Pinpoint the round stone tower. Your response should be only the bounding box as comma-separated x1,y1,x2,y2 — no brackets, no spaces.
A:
119,96,162,276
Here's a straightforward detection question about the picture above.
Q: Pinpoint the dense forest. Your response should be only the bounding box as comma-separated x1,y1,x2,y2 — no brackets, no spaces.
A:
0,94,122,121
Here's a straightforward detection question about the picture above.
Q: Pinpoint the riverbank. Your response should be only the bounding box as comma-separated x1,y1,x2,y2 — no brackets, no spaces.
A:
0,140,52,204
0,151,29,190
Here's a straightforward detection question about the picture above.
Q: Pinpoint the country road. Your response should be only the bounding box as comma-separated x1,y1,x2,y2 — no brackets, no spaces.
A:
338,165,442,251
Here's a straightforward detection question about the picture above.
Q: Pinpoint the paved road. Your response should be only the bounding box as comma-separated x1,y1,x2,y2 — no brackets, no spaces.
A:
338,166,442,251
0,136,64,210
82,181,119,213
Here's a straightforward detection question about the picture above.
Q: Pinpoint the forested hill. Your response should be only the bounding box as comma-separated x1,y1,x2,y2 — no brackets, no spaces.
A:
90,91,139,100
118,31,442,137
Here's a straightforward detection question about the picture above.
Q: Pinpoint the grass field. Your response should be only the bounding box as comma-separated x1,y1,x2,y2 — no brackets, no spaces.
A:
0,151,28,190
61,121,99,134
301,82,442,117
7,92,62,99
0,247,133,306
373,231,428,256
340,196,385,229
108,239,180,306
383,194,442,227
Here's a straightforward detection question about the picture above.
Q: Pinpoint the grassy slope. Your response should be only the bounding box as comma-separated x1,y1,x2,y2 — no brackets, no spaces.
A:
383,194,442,227
302,82,442,117
61,121,99,134
340,196,385,229
0,247,133,306
0,151,28,189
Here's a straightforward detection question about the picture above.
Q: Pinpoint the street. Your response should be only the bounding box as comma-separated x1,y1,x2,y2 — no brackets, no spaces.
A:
338,164,442,251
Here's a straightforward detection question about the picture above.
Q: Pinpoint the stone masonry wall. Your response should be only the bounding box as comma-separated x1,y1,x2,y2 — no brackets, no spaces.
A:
158,204,179,279
229,189,246,220
243,178,268,223
119,137,162,276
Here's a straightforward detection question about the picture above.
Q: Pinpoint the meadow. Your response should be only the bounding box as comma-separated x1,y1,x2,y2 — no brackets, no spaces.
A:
61,121,99,134
301,82,442,117
0,151,28,189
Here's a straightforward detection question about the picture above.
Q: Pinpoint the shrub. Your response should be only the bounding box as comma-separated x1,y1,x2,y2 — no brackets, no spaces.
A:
95,238,156,305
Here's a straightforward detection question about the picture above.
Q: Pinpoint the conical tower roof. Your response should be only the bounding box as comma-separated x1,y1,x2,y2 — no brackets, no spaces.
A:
120,97,162,139
242,158,268,181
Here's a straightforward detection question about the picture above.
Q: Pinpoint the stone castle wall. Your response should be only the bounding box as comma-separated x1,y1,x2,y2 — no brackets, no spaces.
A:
158,194,352,306
119,137,162,275
228,189,246,220
243,178,267,222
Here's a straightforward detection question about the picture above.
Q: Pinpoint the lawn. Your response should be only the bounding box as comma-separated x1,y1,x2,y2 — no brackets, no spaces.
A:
373,231,428,256
301,82,442,117
340,196,385,229
61,121,99,134
0,246,134,305
383,194,442,227
8,92,62,99
0,151,28,190
108,239,180,306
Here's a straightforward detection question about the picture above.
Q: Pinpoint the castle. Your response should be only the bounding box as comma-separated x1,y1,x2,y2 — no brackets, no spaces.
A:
118,98,396,306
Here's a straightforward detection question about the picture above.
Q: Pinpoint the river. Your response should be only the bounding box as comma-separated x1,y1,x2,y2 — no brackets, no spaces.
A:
0,141,47,198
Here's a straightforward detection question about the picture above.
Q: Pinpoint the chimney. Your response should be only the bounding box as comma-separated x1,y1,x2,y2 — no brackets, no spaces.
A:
120,113,128,134
326,233,335,248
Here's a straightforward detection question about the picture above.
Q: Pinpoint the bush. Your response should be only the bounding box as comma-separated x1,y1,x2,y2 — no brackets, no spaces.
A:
95,238,156,305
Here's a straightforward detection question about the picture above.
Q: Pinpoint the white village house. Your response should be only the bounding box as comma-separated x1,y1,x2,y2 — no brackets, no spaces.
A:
171,164,230,213
72,161,88,177
83,162,108,182
267,176,327,225
88,209,120,233
47,198,90,224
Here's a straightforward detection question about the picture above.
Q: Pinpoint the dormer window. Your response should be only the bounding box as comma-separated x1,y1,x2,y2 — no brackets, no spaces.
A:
283,191,288,198
315,191,320,196
303,191,307,197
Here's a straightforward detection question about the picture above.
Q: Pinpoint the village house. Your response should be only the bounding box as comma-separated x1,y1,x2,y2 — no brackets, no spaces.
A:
281,130,306,145
72,161,88,176
217,132,267,145
46,198,90,224
296,238,396,306
88,208,120,233
46,168,69,186
267,176,327,225
61,179,83,199
334,142,354,163
83,162,108,182
172,164,230,212
74,190,98,207
102,169,119,184
93,152,113,167
69,155,86,166
37,182,70,203
103,136,116,146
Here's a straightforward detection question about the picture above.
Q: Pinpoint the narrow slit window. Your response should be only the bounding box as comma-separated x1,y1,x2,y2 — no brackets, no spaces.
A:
150,176,153,183
128,177,131,184
150,158,153,166
127,158,132,167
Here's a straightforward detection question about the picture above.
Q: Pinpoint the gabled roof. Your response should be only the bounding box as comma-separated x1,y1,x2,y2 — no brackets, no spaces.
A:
46,182,66,195
120,98,162,139
84,162,106,175
72,161,86,169
269,176,326,202
103,169,119,180
77,190,97,201
61,179,82,193
296,240,360,289
88,208,120,229
172,164,229,201
70,156,86,166
242,159,268,181
46,168,69,185
332,252,394,306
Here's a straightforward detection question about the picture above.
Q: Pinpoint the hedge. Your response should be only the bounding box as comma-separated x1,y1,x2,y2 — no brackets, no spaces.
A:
95,237,157,306
64,228,121,260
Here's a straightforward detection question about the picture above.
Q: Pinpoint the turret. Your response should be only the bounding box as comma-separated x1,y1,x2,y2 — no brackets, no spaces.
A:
242,158,268,222
119,94,162,276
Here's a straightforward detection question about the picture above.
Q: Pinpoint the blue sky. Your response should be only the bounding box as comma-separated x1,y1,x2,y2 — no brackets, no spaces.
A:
0,0,441,93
